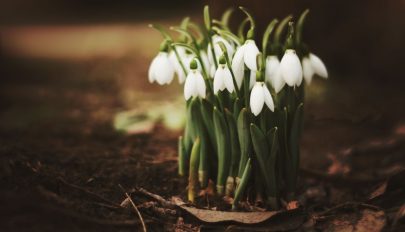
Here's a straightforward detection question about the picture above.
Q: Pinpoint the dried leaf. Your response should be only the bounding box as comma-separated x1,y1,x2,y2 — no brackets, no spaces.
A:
172,197,287,224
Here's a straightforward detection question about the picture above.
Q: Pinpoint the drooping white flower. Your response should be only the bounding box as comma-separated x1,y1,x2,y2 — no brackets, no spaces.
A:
169,49,186,83
302,53,328,84
279,49,302,87
265,55,285,93
184,60,206,100
231,39,260,88
250,82,275,116
213,64,234,94
149,52,175,85
208,35,235,65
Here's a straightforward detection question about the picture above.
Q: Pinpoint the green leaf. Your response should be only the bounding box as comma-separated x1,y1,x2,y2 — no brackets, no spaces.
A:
232,158,251,210
204,5,211,30
213,107,230,195
237,108,251,178
178,136,187,176
237,17,249,42
188,137,200,203
289,103,304,177
250,124,276,198
225,109,240,178
200,99,217,152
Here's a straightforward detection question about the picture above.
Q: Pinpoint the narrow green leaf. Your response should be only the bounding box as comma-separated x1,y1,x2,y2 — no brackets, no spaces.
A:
188,138,200,203
213,107,230,195
250,124,275,197
232,158,251,210
225,109,240,179
237,108,251,178
178,136,187,176
200,99,217,152
289,103,304,179
204,5,211,30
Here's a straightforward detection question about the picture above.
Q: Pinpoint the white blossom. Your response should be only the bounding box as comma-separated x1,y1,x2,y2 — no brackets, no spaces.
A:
250,82,275,116
279,49,302,87
265,55,285,93
149,52,175,85
231,39,260,89
303,53,328,84
213,64,234,94
184,68,206,100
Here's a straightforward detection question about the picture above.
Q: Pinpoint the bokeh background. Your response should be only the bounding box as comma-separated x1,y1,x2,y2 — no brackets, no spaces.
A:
0,0,405,230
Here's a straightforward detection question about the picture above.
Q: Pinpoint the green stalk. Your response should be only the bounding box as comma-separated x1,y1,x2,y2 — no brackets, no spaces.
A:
225,109,240,196
232,158,251,210
178,136,187,176
188,137,200,203
237,108,251,179
213,107,230,195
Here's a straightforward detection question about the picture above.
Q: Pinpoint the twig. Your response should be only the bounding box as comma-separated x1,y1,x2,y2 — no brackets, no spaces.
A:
58,177,121,208
119,185,147,232
136,187,176,209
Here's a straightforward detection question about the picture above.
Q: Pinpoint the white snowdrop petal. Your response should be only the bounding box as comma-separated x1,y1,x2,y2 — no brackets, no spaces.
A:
243,40,260,71
184,73,196,100
195,72,206,98
154,53,174,85
213,35,235,59
302,57,314,85
148,55,159,83
309,53,328,78
273,69,285,93
231,45,246,88
250,83,265,116
265,56,280,85
280,50,302,87
200,51,211,74
263,85,275,112
210,66,216,78
213,68,225,94
223,67,235,93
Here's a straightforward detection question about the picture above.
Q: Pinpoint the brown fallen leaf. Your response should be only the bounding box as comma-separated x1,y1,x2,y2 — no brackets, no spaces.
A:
172,197,295,224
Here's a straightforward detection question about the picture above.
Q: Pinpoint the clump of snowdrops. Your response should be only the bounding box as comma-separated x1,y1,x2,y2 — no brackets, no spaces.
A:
148,6,328,210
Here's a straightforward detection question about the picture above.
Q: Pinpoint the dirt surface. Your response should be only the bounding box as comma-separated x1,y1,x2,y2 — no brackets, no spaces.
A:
1,55,405,231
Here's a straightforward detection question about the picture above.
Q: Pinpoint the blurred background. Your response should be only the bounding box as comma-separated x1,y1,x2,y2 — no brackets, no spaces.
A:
0,1,405,230
1,0,405,179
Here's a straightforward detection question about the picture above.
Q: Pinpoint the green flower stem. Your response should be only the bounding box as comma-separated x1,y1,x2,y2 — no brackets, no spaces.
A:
237,17,249,42
220,8,234,30
295,9,310,47
274,15,292,56
225,109,240,196
237,108,251,178
262,19,279,59
204,5,218,70
243,69,250,108
213,107,230,195
232,158,251,210
188,137,200,203
178,136,187,176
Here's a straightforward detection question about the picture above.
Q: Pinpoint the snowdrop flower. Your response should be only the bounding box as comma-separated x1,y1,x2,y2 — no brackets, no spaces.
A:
169,49,187,83
149,51,175,85
213,56,234,94
250,82,275,116
279,49,303,87
184,59,206,100
208,35,235,65
231,39,260,88
265,55,285,93
302,53,328,84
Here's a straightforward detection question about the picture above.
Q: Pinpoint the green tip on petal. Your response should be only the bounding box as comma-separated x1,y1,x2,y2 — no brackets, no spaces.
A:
190,58,198,70
219,55,226,65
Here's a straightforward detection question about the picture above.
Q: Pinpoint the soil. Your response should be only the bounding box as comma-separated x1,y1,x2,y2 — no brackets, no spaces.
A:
1,56,405,231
